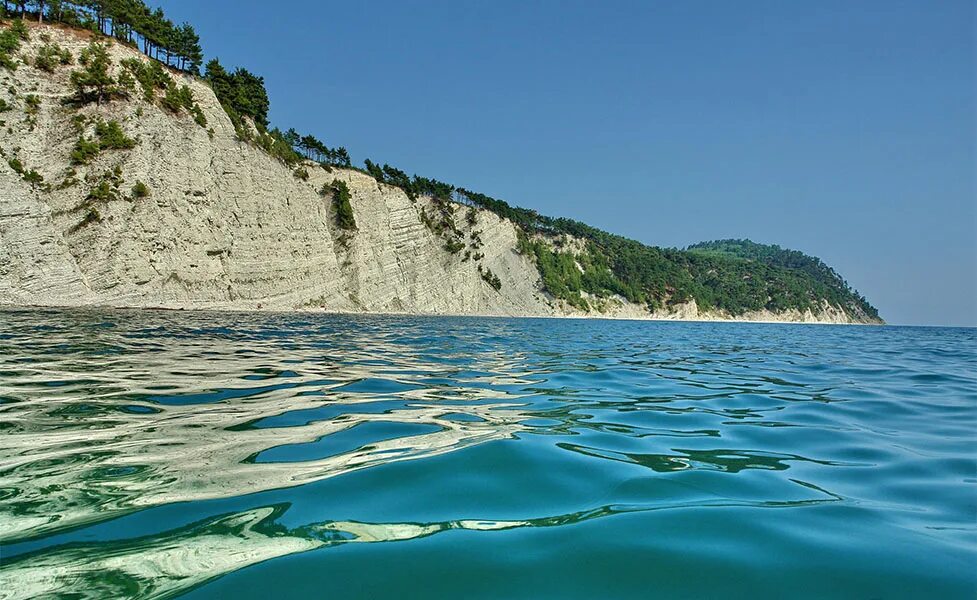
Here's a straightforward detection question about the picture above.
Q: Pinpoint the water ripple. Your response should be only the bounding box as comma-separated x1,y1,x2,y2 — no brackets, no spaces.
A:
0,309,974,598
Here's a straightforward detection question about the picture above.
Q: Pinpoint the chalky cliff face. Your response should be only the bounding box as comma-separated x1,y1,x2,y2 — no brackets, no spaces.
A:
0,24,558,317
0,24,875,323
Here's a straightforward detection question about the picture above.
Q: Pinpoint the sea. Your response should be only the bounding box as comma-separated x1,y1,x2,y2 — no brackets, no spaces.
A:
0,308,974,599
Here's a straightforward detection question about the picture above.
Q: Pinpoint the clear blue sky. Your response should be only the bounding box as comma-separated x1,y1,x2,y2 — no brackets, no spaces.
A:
160,0,975,326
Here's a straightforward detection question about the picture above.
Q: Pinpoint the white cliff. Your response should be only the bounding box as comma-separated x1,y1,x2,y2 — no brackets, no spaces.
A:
0,23,872,323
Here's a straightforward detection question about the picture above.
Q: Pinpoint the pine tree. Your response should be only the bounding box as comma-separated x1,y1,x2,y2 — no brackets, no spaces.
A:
283,128,300,148
70,41,116,104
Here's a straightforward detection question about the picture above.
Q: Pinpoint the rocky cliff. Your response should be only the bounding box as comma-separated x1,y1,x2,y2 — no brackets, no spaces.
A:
0,23,878,323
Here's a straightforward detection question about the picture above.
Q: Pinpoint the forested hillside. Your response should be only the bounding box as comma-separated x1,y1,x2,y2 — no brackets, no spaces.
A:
361,165,880,319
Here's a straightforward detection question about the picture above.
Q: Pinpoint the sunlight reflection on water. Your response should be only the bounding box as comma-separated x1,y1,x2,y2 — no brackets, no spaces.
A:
0,309,974,599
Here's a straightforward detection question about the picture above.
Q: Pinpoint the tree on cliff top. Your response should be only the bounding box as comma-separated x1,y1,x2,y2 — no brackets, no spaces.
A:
204,58,269,127
8,1,203,73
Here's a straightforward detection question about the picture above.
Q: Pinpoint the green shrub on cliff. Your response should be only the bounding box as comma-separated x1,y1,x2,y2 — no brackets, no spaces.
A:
478,266,502,292
34,42,73,72
70,136,99,164
86,179,115,203
94,119,136,149
256,128,301,166
131,180,149,198
191,104,207,127
323,180,356,231
121,58,171,102
71,119,135,164
22,94,39,129
68,207,102,234
8,18,28,41
23,93,40,112
58,167,79,189
84,166,124,204
119,58,207,127
0,19,28,70
22,168,43,187
5,154,42,187
444,239,465,254
161,83,193,114
70,42,121,105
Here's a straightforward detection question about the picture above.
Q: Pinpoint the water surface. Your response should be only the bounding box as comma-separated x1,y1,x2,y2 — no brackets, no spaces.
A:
0,309,974,598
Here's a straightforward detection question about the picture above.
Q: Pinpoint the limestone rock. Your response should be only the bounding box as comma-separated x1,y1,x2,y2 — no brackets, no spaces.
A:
0,24,869,324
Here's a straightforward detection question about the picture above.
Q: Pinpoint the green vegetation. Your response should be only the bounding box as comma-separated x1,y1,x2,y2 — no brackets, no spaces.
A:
21,167,43,186
364,160,434,201
322,180,356,231
71,119,136,164
191,104,206,127
84,165,124,203
58,166,79,188
119,58,206,126
204,58,269,129
131,179,148,198
73,45,202,126
7,155,44,187
86,176,117,203
68,206,101,233
0,18,28,70
444,239,465,254
70,42,121,105
69,112,86,132
7,1,202,73
4,3,345,172
160,82,188,112
203,60,349,169
120,57,170,101
283,128,350,167
94,118,135,148
354,161,879,318
34,41,72,72
23,93,39,127
70,135,99,164
478,266,502,292
415,194,469,256
523,240,596,310
687,240,880,318
419,198,457,235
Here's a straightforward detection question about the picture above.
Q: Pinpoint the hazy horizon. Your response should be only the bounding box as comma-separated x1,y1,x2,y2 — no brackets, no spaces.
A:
159,0,975,326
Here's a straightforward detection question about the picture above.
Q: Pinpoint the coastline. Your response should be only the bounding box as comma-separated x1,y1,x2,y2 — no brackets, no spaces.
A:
0,23,882,328
0,302,882,325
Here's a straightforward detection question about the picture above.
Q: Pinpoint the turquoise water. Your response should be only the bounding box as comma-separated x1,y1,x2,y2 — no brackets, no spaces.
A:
0,309,974,599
